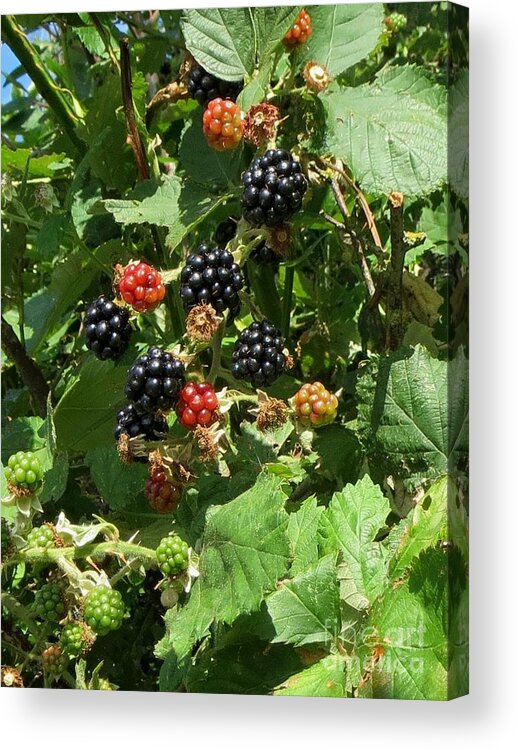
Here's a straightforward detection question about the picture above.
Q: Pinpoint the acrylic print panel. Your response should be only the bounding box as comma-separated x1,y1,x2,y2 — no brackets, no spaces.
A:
1,3,468,699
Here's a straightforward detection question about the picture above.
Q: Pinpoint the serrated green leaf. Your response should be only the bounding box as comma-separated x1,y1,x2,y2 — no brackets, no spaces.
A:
267,553,340,648
449,69,469,199
357,546,468,700
1,417,45,465
181,8,255,81
296,3,384,76
85,446,147,511
321,66,447,197
156,474,290,666
1,146,69,177
178,118,242,188
359,346,469,484
287,496,322,576
274,654,347,697
319,475,389,607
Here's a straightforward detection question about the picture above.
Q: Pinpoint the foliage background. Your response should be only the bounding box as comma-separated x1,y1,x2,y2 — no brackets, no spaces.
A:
1,2,468,699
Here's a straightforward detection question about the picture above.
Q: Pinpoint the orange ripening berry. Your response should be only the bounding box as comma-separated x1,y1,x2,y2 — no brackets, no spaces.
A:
283,9,312,47
293,381,338,428
118,261,166,313
202,98,244,151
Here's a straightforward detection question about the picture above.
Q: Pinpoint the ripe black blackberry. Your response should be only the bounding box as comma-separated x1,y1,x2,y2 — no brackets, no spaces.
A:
114,403,169,441
214,217,238,246
84,295,132,361
232,320,286,387
187,63,241,106
180,245,244,319
249,241,279,269
241,149,307,227
124,347,185,413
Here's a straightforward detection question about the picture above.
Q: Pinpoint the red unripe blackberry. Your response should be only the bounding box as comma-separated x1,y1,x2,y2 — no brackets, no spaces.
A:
176,382,219,429
284,9,312,46
145,467,182,513
293,381,338,427
203,98,244,151
118,261,166,313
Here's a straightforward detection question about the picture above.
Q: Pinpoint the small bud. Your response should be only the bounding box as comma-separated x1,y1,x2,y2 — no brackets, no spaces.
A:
192,423,225,463
243,103,280,147
303,61,332,93
1,666,23,688
33,183,60,213
185,302,222,343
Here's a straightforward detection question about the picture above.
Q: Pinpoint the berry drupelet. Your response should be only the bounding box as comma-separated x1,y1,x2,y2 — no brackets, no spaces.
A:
125,347,185,413
84,295,132,361
180,245,244,319
187,63,241,106
27,525,55,550
232,320,286,387
241,149,307,227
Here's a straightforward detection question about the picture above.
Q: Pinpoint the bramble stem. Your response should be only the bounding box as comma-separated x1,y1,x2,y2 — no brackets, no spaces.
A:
3,539,157,570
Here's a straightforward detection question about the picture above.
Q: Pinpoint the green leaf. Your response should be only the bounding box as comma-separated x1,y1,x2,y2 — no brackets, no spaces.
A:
449,69,469,199
1,417,45,464
388,475,450,579
267,553,340,648
85,446,147,511
185,642,301,695
254,6,302,57
321,66,447,197
274,654,347,697
359,346,469,484
102,175,230,251
156,474,290,665
357,546,468,700
319,475,389,608
287,496,322,576
178,118,242,188
53,354,132,452
314,424,362,485
181,9,255,81
1,146,69,178
296,3,384,76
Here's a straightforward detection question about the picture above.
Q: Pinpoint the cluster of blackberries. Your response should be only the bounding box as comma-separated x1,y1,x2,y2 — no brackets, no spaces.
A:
232,320,286,387
241,149,307,227
187,63,241,106
125,347,186,413
84,296,132,361
180,245,244,320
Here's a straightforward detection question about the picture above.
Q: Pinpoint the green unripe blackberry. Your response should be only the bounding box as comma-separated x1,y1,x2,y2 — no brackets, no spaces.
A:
4,451,44,491
61,621,91,657
84,585,125,636
27,524,55,550
33,582,66,622
42,644,68,677
156,534,189,577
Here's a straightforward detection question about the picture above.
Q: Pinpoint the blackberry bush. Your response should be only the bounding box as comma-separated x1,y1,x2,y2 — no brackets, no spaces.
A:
125,347,185,413
187,63,241,105
232,320,286,387
84,295,132,361
176,382,219,429
84,586,125,636
241,149,307,227
156,534,189,577
114,403,169,441
4,451,44,491
180,245,244,318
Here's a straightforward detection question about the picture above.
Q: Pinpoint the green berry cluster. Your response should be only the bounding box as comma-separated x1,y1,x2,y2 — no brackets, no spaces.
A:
61,621,90,657
33,582,66,622
84,585,125,636
27,524,55,550
42,644,69,677
4,451,44,491
156,534,189,577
